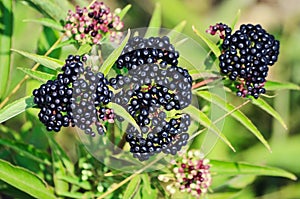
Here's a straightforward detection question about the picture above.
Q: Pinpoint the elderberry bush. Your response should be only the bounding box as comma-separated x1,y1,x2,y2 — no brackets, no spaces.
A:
208,23,280,99
33,55,113,136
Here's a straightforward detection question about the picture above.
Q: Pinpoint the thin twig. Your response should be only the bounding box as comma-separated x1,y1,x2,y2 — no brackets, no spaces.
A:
96,99,251,198
0,35,63,109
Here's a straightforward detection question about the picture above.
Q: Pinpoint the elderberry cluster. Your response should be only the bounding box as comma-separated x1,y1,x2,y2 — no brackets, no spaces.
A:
111,36,193,161
208,23,280,99
33,55,113,136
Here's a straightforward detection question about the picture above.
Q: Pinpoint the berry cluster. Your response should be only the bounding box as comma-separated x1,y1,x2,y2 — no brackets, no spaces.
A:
116,36,179,70
111,36,193,161
64,1,124,44
208,23,280,99
158,150,212,198
33,55,113,136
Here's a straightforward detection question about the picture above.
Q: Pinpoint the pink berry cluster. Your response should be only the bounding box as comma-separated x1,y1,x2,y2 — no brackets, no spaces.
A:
158,150,212,198
64,1,124,45
206,22,231,39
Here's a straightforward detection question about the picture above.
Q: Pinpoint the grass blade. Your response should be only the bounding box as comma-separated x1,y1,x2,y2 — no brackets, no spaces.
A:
117,4,132,20
12,49,64,70
144,2,161,38
251,98,287,129
192,25,221,57
0,96,35,124
183,105,235,152
197,91,271,152
17,67,55,82
0,0,13,100
230,9,241,29
0,159,56,199
211,159,297,180
100,30,130,75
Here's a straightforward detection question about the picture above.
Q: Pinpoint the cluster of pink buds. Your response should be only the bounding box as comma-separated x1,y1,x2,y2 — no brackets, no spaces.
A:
158,150,212,198
206,22,231,39
64,1,124,45
103,108,115,123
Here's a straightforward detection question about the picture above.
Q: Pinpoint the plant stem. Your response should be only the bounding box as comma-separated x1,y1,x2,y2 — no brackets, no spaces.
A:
192,76,220,90
0,35,63,109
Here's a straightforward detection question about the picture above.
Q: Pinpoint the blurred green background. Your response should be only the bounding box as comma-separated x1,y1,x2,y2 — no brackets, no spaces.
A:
2,0,300,198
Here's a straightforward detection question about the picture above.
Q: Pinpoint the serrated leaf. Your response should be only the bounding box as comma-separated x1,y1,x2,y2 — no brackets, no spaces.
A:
123,175,141,199
76,44,92,55
100,30,130,75
117,4,132,20
144,2,161,38
12,49,63,70
0,159,56,199
210,159,297,180
183,105,235,151
0,138,51,165
197,91,271,152
0,96,35,124
17,67,55,82
167,20,187,42
23,18,63,31
264,81,300,91
0,0,12,99
230,10,241,29
107,102,141,134
192,25,221,57
251,98,287,129
25,0,65,21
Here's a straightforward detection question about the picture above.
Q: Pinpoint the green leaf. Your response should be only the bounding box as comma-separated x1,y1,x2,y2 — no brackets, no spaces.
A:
167,20,187,42
192,25,221,57
25,0,65,21
23,18,63,31
230,10,241,29
0,138,51,166
54,39,75,49
17,67,55,82
117,4,132,20
57,175,91,190
0,96,35,124
264,81,300,91
183,105,235,152
251,98,287,129
197,91,271,152
0,159,56,199
76,44,92,55
123,175,141,199
57,191,85,199
210,159,297,180
99,30,131,75
0,0,13,99
107,102,141,134
141,174,151,195
144,2,161,38
12,49,64,70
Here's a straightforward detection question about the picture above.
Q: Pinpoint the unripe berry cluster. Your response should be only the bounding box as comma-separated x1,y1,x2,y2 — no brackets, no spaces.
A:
158,150,212,198
64,1,124,45
111,36,193,161
33,55,113,136
208,23,280,99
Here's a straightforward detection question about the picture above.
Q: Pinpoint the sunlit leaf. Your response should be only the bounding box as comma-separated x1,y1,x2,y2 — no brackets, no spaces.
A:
183,105,235,151
117,4,132,20
12,49,63,70
264,81,300,91
197,91,271,152
0,96,35,124
144,2,161,38
76,44,92,55
210,159,297,180
99,30,130,75
17,67,55,82
123,175,141,199
0,159,56,199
